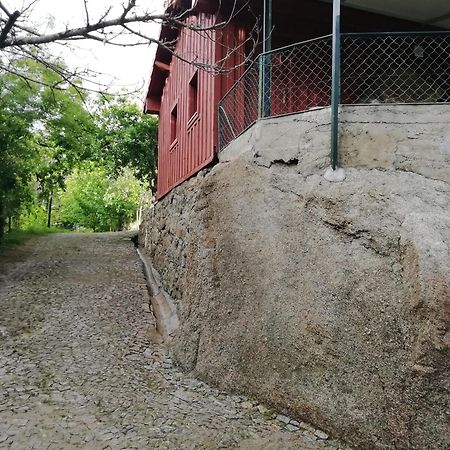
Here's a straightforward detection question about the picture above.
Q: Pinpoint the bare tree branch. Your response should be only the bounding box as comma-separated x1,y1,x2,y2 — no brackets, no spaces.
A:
9,22,40,36
0,0,261,95
0,1,11,17
120,0,137,22
0,9,20,46
98,5,113,23
83,0,90,26
1,12,165,48
0,1,251,48
20,0,41,16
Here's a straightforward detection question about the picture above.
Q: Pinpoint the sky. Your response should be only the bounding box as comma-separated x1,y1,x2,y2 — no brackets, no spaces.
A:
8,0,166,103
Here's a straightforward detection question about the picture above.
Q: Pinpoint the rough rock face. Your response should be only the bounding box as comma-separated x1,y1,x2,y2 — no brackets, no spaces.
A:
140,106,450,450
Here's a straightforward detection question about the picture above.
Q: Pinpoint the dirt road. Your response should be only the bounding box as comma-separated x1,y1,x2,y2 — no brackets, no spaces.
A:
0,233,346,450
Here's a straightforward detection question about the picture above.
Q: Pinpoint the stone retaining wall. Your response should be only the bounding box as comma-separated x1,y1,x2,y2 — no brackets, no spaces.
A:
139,104,450,450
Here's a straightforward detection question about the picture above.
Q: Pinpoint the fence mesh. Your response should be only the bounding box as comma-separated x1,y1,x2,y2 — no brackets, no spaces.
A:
342,33,450,104
218,32,450,151
218,61,260,151
269,37,332,118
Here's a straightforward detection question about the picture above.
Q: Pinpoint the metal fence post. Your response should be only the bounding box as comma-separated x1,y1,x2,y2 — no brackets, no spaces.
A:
258,0,272,119
258,54,264,119
331,0,341,170
263,0,272,117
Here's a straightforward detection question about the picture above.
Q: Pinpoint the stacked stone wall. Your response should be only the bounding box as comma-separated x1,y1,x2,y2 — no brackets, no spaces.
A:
139,105,450,450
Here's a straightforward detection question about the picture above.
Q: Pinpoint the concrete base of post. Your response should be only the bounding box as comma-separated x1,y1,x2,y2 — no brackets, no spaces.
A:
324,166,346,182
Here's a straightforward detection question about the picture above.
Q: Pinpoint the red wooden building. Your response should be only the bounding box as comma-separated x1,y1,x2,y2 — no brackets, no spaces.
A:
145,1,248,199
145,0,441,199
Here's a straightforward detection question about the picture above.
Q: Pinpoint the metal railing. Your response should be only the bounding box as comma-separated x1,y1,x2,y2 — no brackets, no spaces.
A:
218,31,450,151
218,60,260,150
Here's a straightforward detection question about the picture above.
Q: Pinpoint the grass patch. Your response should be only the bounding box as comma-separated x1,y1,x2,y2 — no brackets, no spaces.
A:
21,225,72,235
0,226,71,251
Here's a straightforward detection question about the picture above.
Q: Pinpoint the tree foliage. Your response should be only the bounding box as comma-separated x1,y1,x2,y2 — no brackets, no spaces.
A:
0,57,158,240
0,59,41,237
59,164,144,232
95,98,158,186
33,66,98,216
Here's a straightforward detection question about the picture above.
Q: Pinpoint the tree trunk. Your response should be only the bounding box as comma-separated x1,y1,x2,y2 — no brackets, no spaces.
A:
137,197,143,224
0,199,5,241
47,192,53,228
8,216,12,233
0,217,4,242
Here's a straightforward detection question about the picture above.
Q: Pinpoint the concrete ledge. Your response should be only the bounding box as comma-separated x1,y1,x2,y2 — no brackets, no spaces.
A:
219,104,450,183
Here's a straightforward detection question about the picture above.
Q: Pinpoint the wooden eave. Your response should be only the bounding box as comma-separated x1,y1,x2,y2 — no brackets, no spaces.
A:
144,0,221,114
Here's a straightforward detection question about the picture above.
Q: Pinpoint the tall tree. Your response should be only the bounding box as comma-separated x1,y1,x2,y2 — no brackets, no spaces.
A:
0,58,41,239
95,98,158,187
59,163,144,232
35,67,98,226
0,56,98,237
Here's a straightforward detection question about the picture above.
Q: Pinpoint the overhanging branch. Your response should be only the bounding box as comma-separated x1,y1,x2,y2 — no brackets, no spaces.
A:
0,12,169,48
0,1,12,17
0,10,20,46
0,0,260,94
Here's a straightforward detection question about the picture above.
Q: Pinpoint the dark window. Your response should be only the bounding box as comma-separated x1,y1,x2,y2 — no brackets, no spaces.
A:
170,104,178,143
188,72,198,119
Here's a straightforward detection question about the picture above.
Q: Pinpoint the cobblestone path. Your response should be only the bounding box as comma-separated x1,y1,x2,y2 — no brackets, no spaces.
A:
0,233,349,450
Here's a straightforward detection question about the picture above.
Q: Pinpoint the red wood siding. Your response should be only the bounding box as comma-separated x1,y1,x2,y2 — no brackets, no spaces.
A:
156,15,245,199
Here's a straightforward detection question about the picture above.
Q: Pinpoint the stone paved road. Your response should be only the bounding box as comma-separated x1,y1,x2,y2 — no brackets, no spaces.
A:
0,233,350,450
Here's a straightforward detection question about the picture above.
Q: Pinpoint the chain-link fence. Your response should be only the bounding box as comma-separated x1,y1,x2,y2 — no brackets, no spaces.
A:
218,61,260,151
342,32,450,104
218,31,450,151
218,35,332,150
